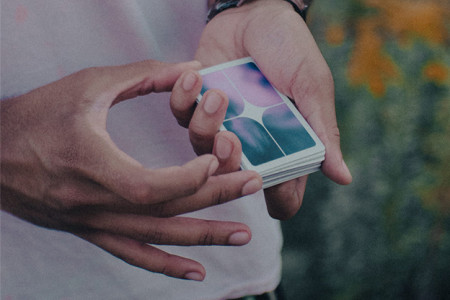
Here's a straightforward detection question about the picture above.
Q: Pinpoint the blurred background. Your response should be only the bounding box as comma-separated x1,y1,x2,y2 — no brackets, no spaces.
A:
280,0,450,299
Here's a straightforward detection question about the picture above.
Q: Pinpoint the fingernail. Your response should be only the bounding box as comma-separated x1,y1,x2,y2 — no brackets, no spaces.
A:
208,158,219,176
203,92,222,114
241,178,262,196
182,72,197,91
215,136,233,160
185,272,204,281
228,231,251,245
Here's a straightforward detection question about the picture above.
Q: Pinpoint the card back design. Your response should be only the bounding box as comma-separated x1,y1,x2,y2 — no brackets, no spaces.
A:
198,57,325,188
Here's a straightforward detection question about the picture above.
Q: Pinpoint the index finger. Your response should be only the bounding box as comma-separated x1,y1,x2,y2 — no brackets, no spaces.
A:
170,70,203,128
112,60,202,104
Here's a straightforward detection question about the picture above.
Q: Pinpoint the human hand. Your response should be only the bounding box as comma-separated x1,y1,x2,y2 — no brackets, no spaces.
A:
170,0,352,220
0,60,262,281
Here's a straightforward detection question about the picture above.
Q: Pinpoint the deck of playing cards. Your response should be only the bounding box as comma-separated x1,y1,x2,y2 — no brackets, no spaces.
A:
197,57,325,189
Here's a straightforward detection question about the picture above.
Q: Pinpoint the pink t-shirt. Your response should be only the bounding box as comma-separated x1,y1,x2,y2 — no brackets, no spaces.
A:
0,1,282,299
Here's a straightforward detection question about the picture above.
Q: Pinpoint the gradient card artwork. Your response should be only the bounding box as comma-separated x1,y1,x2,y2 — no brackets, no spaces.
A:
198,58,325,187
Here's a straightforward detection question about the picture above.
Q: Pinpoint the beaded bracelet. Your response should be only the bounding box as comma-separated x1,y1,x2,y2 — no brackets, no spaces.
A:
207,0,310,22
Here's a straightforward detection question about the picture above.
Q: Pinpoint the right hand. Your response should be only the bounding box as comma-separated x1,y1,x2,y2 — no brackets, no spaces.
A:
0,60,262,281
171,0,352,221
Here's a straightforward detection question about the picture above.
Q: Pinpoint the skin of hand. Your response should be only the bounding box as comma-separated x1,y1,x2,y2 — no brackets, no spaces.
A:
170,0,352,220
0,59,263,281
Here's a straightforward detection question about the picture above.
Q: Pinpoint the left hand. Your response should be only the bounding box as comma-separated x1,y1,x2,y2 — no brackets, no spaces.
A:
171,0,352,220
1,60,262,280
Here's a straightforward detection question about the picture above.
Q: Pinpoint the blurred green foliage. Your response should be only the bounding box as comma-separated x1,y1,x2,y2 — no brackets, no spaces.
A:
281,0,450,299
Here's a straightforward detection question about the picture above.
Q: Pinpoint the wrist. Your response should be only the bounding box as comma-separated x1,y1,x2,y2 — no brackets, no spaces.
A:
284,0,310,20
207,0,311,22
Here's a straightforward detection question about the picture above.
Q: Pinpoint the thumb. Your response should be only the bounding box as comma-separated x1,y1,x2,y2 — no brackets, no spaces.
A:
81,131,221,205
319,124,353,185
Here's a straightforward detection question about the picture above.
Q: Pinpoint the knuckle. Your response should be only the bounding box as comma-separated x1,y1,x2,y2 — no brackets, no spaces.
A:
190,168,207,189
128,166,207,205
198,226,215,245
125,172,162,204
174,164,207,196
114,242,179,278
157,253,179,277
119,251,141,268
144,228,164,244
159,263,169,277
209,186,229,206
128,183,155,204
43,182,78,211
175,165,206,195
189,123,216,140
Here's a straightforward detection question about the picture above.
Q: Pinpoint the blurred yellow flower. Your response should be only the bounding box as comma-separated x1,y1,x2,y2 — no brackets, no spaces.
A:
325,24,346,46
348,19,400,97
347,0,449,97
366,0,449,44
423,62,448,84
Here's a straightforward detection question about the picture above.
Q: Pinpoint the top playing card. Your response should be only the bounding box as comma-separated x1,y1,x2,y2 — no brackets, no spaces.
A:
198,57,324,174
